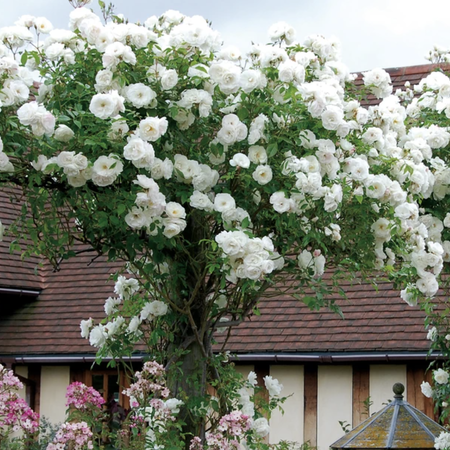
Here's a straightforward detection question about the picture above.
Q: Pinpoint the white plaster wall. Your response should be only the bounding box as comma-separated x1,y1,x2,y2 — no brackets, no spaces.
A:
317,365,353,450
369,364,406,414
234,364,255,381
14,365,28,401
40,366,70,424
269,365,304,446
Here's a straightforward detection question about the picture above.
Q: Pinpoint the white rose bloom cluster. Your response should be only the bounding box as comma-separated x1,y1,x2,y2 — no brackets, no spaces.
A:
140,300,168,321
213,193,251,227
263,375,283,397
91,154,123,187
215,230,282,282
114,275,140,300
277,59,305,84
433,368,449,385
122,83,156,108
138,116,168,142
126,175,167,233
363,68,393,99
268,21,295,44
298,249,326,277
163,201,187,238
17,101,55,136
56,150,90,186
435,432,450,450
167,15,221,55
102,42,137,69
420,381,434,399
174,154,219,192
303,34,340,62
89,90,125,120
0,136,13,173
104,296,121,315
0,25,33,49
209,60,242,94
216,113,248,146
123,136,155,169
177,88,213,121
248,114,269,145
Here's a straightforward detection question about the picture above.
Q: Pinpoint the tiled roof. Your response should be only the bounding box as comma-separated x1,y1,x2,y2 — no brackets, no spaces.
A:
216,276,432,356
0,188,42,291
0,246,123,356
355,63,450,107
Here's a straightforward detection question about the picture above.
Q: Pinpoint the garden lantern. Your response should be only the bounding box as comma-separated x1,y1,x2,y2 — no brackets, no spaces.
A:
331,383,445,450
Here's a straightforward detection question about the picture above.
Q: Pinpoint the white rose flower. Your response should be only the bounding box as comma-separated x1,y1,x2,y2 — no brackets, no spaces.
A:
125,206,150,230
435,432,450,450
89,325,107,348
139,116,168,142
434,368,449,385
35,17,53,34
268,21,295,44
371,218,391,242
160,69,178,90
252,417,270,438
230,153,250,169
80,318,93,339
89,91,125,119
104,296,121,315
416,273,439,297
54,124,75,142
114,275,139,300
427,326,438,341
92,154,123,186
165,398,183,414
127,316,141,334
252,165,273,185
123,137,154,162
166,202,186,219
270,191,293,213
163,218,186,238
148,300,168,317
263,375,283,397
190,191,214,211
420,381,433,398
214,193,236,212
123,83,156,108
151,157,173,180
248,145,267,164
45,42,65,60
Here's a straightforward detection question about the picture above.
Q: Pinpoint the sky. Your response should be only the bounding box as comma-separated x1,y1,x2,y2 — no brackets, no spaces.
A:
0,0,449,72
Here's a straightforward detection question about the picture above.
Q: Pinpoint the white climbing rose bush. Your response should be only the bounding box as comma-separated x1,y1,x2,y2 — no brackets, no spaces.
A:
1,2,450,447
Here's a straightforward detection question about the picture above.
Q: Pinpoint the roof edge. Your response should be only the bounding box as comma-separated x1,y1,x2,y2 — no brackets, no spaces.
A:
231,352,440,363
1,351,440,365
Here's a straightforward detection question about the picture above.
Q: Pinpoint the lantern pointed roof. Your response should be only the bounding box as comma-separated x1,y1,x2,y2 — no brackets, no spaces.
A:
331,383,445,450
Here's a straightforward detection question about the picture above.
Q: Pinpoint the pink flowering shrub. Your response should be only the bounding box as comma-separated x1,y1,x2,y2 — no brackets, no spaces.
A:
189,411,251,450
123,360,170,406
66,381,106,410
47,421,94,450
120,360,183,449
0,364,39,441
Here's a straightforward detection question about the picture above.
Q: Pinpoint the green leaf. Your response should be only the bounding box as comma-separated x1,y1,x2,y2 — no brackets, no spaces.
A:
117,203,127,216
237,108,249,121
267,142,278,158
241,216,250,229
